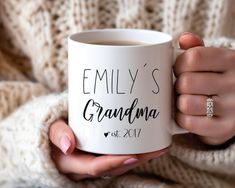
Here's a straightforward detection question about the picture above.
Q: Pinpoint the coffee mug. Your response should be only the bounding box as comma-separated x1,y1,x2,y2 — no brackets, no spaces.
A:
68,29,187,154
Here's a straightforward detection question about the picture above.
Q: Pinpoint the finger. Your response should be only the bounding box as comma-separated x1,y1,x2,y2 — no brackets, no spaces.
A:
67,173,93,181
108,166,131,176
199,136,231,146
49,120,76,154
177,95,222,116
174,47,235,76
222,71,235,93
108,161,141,176
179,32,204,50
137,147,169,161
175,113,234,138
175,72,223,95
103,160,143,177
106,147,170,177
56,150,138,176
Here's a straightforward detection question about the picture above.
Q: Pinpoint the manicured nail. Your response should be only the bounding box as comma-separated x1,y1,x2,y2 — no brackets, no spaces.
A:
195,35,205,45
123,158,138,166
180,31,192,36
60,135,71,154
158,147,171,157
180,32,204,45
158,150,168,157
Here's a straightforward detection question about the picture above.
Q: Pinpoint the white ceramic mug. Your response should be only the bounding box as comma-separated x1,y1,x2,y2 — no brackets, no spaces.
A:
68,29,187,154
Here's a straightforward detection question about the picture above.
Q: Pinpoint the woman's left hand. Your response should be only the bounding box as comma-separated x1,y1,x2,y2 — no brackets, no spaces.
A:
49,120,169,181
174,32,235,145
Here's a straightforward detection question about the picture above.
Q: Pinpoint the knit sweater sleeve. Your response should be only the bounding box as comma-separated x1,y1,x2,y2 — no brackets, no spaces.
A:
0,91,89,188
204,36,235,49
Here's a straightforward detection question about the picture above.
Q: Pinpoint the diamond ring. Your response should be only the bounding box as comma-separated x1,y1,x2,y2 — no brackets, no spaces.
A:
206,96,214,118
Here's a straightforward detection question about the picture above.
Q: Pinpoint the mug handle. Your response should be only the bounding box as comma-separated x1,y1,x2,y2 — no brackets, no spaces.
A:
171,49,189,135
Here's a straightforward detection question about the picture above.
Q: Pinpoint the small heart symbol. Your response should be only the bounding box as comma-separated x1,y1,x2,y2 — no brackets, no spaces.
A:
104,132,110,137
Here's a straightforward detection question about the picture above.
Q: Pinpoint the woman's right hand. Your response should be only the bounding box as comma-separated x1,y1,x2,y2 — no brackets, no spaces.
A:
49,120,168,181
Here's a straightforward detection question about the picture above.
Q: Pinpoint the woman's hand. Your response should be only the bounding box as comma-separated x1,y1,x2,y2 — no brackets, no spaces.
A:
174,32,235,145
49,120,168,181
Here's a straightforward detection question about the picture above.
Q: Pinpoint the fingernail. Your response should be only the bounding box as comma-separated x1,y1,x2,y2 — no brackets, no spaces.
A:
180,32,204,45
60,135,71,154
180,31,192,36
123,158,138,166
158,150,168,157
195,35,205,45
158,148,171,157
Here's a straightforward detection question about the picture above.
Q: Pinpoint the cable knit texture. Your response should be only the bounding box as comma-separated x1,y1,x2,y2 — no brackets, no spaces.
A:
0,0,235,188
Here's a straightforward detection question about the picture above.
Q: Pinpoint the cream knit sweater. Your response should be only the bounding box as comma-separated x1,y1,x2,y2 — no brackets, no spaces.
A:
0,0,235,188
